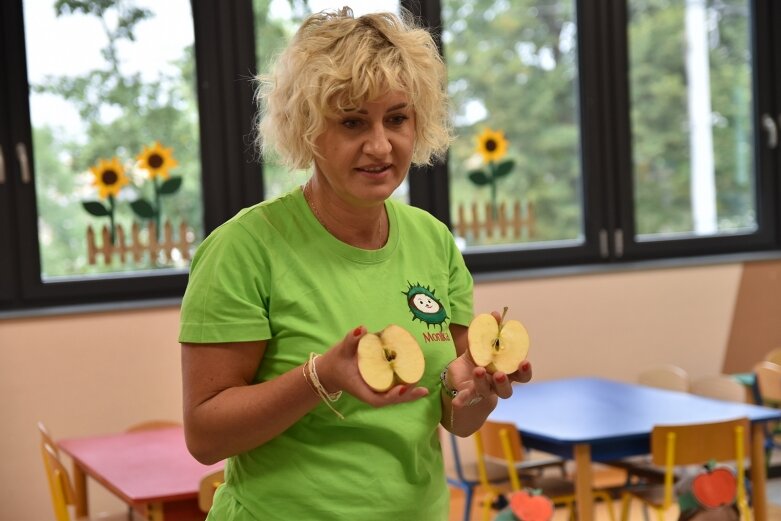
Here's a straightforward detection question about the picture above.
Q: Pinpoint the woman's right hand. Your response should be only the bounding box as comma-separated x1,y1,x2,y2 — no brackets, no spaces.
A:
316,326,429,407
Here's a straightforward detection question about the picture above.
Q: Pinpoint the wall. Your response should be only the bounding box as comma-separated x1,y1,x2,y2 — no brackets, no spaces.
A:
1,260,777,520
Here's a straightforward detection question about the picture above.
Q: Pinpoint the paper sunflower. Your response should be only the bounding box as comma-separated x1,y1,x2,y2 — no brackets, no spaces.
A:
137,141,178,179
476,128,508,163
90,157,129,199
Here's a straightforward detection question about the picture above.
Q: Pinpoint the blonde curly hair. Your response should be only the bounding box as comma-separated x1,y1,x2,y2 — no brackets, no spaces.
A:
256,7,452,170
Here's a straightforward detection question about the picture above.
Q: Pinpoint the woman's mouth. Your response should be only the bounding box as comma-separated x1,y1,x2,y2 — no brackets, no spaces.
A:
356,164,391,174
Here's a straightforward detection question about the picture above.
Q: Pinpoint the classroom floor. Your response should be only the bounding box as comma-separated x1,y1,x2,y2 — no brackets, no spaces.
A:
448,464,781,521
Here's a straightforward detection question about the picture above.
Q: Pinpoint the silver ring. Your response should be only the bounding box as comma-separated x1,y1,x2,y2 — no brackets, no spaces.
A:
467,394,484,407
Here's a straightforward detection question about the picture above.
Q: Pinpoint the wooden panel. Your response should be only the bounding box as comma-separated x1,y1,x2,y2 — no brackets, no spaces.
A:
723,260,781,374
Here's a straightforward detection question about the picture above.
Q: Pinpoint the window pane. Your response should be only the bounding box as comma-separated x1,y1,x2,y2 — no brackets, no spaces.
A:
254,0,407,202
442,0,583,251
629,0,755,241
23,0,203,279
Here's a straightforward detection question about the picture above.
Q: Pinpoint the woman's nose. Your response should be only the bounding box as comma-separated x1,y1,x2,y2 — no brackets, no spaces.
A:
363,124,392,157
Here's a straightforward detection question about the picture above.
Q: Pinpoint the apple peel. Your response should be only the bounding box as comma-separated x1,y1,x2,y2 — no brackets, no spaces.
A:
468,307,529,374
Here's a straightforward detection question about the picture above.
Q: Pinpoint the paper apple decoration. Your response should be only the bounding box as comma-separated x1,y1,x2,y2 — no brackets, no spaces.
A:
692,463,737,508
357,325,425,392
468,307,529,373
510,489,554,521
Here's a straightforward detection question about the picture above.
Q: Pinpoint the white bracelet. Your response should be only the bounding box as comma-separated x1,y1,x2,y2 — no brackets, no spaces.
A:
305,353,344,419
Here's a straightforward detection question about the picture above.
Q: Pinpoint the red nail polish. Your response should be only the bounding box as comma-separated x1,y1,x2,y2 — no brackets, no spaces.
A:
353,326,363,337
496,374,507,383
521,362,530,371
399,386,408,395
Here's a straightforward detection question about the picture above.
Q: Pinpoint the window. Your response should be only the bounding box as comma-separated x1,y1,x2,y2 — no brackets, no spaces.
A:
404,0,780,271
0,0,259,311
2,0,780,313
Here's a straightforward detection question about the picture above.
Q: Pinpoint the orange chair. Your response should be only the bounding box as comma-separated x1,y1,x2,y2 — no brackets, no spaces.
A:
619,417,750,521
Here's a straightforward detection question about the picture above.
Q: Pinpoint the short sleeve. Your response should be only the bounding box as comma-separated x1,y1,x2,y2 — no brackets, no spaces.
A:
445,229,474,327
178,220,272,343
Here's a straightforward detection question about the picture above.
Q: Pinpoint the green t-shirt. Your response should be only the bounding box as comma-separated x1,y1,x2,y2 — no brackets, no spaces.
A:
179,186,474,520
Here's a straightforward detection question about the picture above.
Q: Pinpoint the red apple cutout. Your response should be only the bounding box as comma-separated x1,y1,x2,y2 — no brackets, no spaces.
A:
510,489,554,521
692,463,737,508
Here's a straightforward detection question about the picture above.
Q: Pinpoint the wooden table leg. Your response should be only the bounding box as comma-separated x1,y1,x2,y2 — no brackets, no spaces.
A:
147,501,164,521
573,443,594,521
751,422,769,521
71,462,88,517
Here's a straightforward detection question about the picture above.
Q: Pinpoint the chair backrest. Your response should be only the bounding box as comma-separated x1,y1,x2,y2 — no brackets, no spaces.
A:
475,420,527,492
638,364,690,392
125,420,182,433
753,361,781,405
38,421,58,456
764,347,781,366
649,417,749,511
690,375,747,403
41,442,75,521
198,468,224,513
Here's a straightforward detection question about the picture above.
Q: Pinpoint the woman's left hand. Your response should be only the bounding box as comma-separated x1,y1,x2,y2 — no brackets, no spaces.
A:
447,310,532,408
447,352,532,408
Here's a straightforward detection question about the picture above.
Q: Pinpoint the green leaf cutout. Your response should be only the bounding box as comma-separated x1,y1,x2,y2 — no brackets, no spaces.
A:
130,199,156,218
494,160,515,178
82,201,110,217
468,170,491,186
159,176,182,195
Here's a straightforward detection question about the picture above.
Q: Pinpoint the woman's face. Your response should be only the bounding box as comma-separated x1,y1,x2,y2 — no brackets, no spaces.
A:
313,90,415,208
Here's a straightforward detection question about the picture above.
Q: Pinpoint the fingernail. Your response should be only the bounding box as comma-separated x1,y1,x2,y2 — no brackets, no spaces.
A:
399,386,408,395
496,373,507,383
521,362,530,371
353,326,363,337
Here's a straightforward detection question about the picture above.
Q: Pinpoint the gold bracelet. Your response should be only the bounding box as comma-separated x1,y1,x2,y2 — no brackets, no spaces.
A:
306,353,344,419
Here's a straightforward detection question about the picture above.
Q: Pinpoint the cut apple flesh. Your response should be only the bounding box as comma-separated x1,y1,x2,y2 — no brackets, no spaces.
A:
357,324,425,392
468,312,529,374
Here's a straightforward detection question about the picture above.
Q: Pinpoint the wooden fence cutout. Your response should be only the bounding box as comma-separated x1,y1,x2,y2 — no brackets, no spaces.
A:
87,220,193,265
453,200,535,241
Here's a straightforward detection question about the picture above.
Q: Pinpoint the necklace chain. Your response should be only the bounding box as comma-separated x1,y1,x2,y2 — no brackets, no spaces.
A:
303,181,386,249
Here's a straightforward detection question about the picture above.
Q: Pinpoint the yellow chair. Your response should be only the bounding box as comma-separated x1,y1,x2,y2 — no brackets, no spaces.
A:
690,375,748,403
198,468,225,513
619,417,750,521
441,426,566,521
38,422,137,521
474,420,615,521
41,441,77,521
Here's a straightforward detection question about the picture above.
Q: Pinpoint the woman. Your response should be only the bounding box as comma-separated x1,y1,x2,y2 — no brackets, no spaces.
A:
179,7,532,520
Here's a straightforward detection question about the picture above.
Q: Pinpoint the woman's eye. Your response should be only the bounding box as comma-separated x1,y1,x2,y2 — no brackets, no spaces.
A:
388,115,408,125
341,119,361,129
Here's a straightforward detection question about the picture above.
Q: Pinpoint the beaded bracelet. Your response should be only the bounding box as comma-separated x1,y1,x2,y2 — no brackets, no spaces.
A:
440,360,458,398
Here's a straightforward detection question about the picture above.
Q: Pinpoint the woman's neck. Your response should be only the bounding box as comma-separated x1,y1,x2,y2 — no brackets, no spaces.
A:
303,180,388,250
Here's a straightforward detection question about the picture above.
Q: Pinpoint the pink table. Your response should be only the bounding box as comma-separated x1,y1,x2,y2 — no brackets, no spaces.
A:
58,426,223,521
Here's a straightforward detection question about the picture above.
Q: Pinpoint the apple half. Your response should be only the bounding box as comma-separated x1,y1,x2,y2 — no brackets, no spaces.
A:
357,325,425,392
467,307,529,373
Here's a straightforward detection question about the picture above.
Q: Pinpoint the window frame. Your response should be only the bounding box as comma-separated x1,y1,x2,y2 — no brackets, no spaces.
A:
1,0,780,314
0,0,261,312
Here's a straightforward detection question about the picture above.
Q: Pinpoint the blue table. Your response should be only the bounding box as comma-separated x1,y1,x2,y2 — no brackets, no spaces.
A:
490,377,781,521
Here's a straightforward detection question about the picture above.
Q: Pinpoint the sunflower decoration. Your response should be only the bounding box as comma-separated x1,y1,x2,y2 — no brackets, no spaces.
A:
137,141,179,179
82,157,130,244
131,141,183,240
468,127,516,218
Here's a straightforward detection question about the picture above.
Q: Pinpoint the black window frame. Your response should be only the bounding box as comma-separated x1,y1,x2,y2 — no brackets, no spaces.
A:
1,0,780,314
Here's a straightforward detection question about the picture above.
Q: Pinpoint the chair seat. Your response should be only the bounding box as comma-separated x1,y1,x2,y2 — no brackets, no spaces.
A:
623,484,669,508
523,475,576,500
